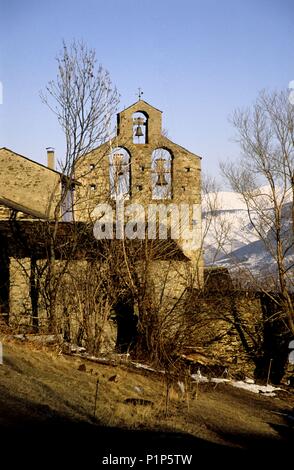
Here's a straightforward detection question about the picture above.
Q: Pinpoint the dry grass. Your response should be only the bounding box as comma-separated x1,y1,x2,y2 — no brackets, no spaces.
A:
0,335,293,454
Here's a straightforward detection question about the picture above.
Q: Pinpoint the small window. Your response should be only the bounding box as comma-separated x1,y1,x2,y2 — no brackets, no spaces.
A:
90,184,96,191
184,167,191,172
89,164,95,170
136,185,143,191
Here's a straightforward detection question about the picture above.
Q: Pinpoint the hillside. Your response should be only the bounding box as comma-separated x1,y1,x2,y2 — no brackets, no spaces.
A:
203,190,293,280
0,337,293,467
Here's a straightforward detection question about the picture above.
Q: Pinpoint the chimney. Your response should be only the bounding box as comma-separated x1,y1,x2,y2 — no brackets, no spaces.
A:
46,147,55,170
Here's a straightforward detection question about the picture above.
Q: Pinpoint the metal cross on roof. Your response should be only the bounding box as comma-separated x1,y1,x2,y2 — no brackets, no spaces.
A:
137,87,144,100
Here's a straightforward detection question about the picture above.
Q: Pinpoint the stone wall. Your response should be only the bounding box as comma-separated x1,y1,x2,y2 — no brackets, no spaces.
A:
0,101,203,355
186,291,293,382
0,148,61,219
75,100,203,286
191,293,263,376
6,256,117,352
0,205,10,219
9,257,32,329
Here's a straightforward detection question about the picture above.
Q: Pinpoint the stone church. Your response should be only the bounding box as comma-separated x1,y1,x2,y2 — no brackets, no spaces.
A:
0,99,203,351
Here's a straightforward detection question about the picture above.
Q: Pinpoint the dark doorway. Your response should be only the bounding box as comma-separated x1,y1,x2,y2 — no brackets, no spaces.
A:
114,294,138,353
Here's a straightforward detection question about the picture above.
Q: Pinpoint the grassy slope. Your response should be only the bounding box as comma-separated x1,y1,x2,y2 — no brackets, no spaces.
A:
0,338,293,466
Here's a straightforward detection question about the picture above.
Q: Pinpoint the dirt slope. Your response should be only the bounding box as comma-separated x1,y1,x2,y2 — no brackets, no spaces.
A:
0,338,293,467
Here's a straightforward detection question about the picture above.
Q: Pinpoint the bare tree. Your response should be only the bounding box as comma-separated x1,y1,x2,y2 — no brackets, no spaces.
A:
41,40,119,178
221,90,294,335
35,41,119,332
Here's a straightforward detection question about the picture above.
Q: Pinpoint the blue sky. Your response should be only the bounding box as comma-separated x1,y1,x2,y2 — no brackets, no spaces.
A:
0,0,293,179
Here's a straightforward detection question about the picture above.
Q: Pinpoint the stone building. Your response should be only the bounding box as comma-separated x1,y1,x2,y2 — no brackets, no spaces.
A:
0,99,203,350
76,100,202,261
75,99,203,304
0,147,71,329
0,147,61,220
0,101,287,381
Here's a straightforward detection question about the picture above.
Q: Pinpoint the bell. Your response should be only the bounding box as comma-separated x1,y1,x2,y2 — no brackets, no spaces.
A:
156,173,168,186
155,158,168,185
135,125,144,137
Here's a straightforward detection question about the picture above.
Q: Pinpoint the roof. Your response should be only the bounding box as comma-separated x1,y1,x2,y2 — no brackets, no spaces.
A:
0,147,81,184
0,196,50,220
119,99,162,114
0,147,64,177
0,219,189,261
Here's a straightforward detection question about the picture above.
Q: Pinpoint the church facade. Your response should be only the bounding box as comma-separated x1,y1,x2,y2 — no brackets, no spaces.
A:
0,99,203,352
76,99,203,275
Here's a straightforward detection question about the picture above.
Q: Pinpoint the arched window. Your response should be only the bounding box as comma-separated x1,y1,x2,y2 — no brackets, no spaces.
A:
133,111,148,144
109,147,131,199
151,148,172,199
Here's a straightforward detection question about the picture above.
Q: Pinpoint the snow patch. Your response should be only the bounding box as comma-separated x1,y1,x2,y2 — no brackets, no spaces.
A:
191,373,282,396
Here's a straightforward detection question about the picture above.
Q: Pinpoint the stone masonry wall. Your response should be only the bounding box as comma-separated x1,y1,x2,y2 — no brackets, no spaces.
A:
0,148,61,219
189,293,264,377
75,100,203,287
9,257,31,329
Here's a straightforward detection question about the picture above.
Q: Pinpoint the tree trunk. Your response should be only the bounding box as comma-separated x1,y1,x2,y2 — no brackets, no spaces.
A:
30,255,39,332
